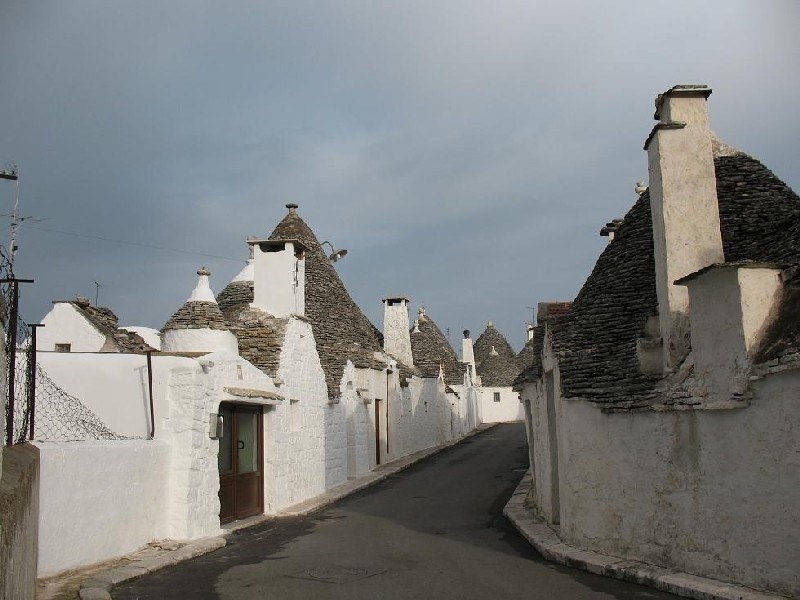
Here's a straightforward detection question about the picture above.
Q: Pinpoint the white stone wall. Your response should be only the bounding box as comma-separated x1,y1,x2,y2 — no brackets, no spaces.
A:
36,440,170,577
38,303,107,352
160,363,221,540
478,387,524,423
161,328,238,354
523,365,563,524
266,318,327,512
32,317,481,577
394,376,453,457
36,353,199,438
524,369,800,597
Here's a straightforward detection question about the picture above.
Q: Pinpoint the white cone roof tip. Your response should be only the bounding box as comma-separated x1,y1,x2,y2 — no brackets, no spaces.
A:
187,266,217,303
232,258,254,283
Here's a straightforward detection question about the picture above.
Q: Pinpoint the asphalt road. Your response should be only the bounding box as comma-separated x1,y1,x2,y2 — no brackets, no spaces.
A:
114,423,677,599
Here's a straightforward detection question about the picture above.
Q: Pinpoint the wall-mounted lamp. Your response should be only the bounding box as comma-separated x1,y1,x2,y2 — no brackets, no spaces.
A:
320,240,348,263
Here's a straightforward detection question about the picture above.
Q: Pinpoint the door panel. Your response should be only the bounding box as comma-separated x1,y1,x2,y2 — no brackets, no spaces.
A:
218,404,263,524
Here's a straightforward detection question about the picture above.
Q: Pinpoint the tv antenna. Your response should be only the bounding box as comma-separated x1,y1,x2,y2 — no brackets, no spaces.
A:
0,165,44,267
526,305,536,327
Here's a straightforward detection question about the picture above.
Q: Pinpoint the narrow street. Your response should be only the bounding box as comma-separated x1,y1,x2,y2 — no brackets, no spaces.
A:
115,423,676,599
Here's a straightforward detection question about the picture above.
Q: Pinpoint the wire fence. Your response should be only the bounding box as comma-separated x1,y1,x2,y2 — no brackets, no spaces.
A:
2,243,128,444
32,363,129,441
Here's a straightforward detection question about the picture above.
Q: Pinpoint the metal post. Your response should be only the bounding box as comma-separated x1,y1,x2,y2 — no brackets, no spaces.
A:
146,351,155,439
1,278,34,446
27,324,43,441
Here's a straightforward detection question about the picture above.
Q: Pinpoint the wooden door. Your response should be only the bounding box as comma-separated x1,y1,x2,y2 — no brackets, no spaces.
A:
218,404,264,524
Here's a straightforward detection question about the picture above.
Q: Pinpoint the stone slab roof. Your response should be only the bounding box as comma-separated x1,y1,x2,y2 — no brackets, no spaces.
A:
232,307,289,380
478,351,521,387
473,322,516,365
217,280,254,320
163,301,229,332
410,311,465,385
539,150,800,407
473,322,521,386
268,206,385,397
69,299,155,353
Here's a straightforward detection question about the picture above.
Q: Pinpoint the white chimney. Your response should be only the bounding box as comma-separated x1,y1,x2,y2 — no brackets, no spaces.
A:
676,264,782,401
644,84,724,371
250,238,307,317
461,329,478,383
382,296,413,366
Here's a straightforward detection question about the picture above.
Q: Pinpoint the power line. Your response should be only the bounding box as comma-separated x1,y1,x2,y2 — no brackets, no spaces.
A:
28,225,245,263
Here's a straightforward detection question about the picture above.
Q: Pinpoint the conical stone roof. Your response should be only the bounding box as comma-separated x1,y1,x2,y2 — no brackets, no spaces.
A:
409,307,464,386
217,246,255,321
163,268,229,332
478,349,521,387
268,204,384,396
474,322,516,365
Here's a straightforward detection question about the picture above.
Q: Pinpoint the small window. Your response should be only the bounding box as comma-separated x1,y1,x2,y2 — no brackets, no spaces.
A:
55,343,71,353
493,392,501,403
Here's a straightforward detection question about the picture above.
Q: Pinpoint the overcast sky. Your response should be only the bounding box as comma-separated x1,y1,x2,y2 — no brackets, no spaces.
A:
1,1,798,351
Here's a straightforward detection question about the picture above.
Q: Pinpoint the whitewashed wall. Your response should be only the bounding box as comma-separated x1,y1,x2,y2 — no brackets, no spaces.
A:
36,352,198,438
33,322,481,577
38,304,106,352
394,377,453,457
36,440,170,577
524,368,800,598
478,387,524,423
162,348,291,535
266,318,328,512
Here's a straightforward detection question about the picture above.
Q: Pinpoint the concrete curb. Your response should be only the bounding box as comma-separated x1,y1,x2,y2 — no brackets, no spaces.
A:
76,424,497,599
503,471,788,600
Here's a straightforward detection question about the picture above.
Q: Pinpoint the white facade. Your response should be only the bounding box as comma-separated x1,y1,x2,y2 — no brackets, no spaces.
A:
33,319,481,576
37,440,170,576
477,387,523,423
38,302,107,352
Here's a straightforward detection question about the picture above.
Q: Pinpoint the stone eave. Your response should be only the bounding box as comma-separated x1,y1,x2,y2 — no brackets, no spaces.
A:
222,386,284,405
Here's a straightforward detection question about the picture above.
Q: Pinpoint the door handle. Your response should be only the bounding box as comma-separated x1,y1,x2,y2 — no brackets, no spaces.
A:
237,440,245,450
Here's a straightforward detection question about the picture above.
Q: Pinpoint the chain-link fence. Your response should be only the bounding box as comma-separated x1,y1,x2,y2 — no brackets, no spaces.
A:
2,243,128,444
32,363,129,441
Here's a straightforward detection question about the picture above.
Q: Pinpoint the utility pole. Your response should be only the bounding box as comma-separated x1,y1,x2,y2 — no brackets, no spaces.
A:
93,280,101,306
